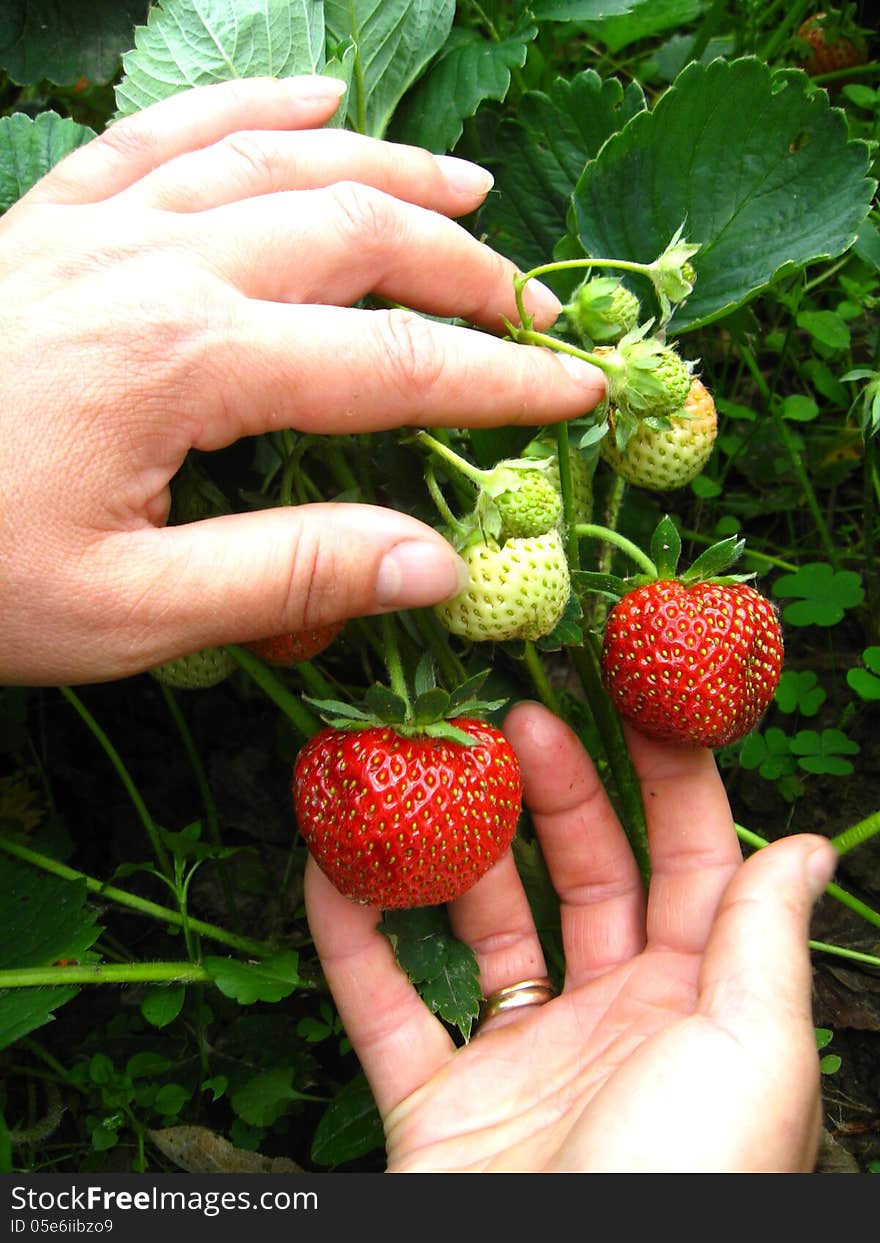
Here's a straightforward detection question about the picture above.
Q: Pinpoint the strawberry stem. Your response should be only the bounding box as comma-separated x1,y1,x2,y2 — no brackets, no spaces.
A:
830,808,880,856
423,461,470,539
381,613,412,714
573,524,658,577
417,431,486,488
225,644,322,737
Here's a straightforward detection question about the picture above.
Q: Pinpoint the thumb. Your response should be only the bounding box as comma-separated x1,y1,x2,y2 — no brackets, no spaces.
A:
697,834,837,1047
108,503,468,676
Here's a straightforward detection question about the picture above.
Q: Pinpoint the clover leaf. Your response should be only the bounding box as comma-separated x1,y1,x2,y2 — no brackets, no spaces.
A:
772,563,864,626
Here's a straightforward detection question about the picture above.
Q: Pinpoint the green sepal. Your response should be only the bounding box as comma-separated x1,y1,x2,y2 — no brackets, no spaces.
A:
571,570,631,599
364,684,409,724
678,536,746,583
420,721,489,746
302,698,376,723
412,687,452,725
448,670,491,709
447,698,508,719
413,652,437,698
650,516,682,579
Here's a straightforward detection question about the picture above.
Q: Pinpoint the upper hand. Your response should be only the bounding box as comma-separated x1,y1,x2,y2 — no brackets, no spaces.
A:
0,77,604,685
305,701,838,1173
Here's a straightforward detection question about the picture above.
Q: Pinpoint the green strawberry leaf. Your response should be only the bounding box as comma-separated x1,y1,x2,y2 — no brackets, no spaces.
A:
311,1072,384,1168
772,563,865,626
325,0,455,139
650,515,681,579
572,58,876,332
115,0,326,117
392,21,536,154
419,938,482,1042
474,68,646,279
535,592,584,651
0,112,95,213
202,951,300,1005
0,0,146,86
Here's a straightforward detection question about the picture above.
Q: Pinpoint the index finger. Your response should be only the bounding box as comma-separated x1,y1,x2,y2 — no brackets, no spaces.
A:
22,76,348,205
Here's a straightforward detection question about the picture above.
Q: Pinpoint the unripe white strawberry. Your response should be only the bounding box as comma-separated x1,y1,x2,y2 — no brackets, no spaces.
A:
598,338,694,422
564,276,641,345
150,646,236,689
601,378,717,491
435,529,571,643
525,441,594,526
490,467,563,539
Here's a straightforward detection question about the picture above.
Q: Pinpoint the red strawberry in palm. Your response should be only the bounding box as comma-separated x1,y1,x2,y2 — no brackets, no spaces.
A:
292,669,522,909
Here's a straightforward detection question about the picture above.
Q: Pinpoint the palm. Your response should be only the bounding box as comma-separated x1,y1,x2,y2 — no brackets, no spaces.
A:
306,703,828,1174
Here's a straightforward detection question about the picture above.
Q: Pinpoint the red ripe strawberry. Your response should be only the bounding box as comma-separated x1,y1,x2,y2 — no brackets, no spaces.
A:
601,580,783,748
245,622,342,667
796,11,868,75
293,719,522,909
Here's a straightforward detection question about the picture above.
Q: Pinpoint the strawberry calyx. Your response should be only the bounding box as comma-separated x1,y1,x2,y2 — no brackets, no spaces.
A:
304,660,507,747
573,515,753,603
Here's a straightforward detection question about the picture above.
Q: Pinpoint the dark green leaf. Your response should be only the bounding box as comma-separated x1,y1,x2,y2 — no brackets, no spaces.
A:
230,1067,302,1128
535,592,584,650
796,310,851,352
364,684,409,724
413,653,436,698
379,907,450,982
530,0,641,17
0,112,95,213
393,24,536,153
140,984,186,1029
573,59,876,332
311,1072,384,1168
448,670,491,709
419,939,482,1041
0,0,146,86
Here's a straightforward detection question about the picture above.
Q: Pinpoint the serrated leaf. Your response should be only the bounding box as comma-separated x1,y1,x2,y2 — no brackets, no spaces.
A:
0,856,102,1050
392,23,536,153
0,112,95,213
572,58,876,333
325,0,455,138
0,1,146,86
579,0,702,54
115,0,326,118
475,69,646,277
419,938,481,1041
379,907,450,983
202,951,299,1005
310,1072,384,1168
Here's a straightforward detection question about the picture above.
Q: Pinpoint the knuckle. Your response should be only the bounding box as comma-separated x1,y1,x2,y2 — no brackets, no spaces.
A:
218,131,279,191
327,180,396,253
95,114,160,168
376,308,446,400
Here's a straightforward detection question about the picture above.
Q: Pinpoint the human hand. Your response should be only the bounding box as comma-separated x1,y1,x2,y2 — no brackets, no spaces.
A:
305,701,838,1173
0,77,604,686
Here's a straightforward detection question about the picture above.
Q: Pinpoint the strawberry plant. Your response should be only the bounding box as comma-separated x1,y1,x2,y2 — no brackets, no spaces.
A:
2,0,880,1176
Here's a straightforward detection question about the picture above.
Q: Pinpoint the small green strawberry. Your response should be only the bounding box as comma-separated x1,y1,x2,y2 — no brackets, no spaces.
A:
150,646,236,689
601,378,717,492
598,335,694,424
525,440,594,526
435,529,571,643
417,433,562,541
564,276,641,345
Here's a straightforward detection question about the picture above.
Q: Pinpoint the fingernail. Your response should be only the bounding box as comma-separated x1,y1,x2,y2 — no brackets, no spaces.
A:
376,542,469,608
522,277,562,322
433,154,494,198
557,352,607,390
806,843,837,902
289,75,347,99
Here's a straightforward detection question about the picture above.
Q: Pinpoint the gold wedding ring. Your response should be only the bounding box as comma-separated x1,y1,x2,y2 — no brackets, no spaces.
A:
476,976,557,1032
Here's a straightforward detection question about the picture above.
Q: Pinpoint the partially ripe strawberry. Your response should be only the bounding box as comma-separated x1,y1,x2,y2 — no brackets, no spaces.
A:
601,378,718,491
150,646,236,689
796,11,868,74
293,719,522,908
435,529,571,643
245,622,343,666
601,580,783,748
